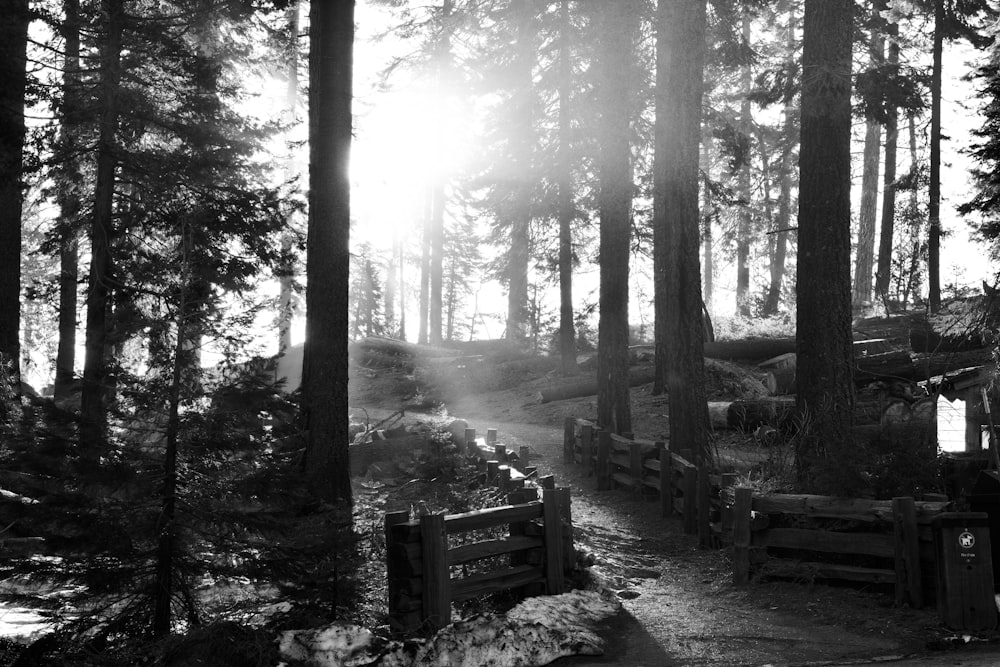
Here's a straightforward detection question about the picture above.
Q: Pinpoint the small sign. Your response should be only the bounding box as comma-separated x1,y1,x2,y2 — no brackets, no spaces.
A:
959,531,976,549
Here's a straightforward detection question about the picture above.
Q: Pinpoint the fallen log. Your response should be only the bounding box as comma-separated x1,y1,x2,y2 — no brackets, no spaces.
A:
703,338,797,362
909,324,988,353
537,368,656,403
763,350,917,395
711,399,889,431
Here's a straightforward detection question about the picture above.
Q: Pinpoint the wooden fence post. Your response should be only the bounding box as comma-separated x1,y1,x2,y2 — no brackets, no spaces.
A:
564,417,575,463
487,428,498,444
487,460,500,486
698,465,711,547
581,423,594,470
420,513,450,631
543,488,566,594
733,487,752,585
499,465,511,492
540,474,556,490
657,442,671,517
518,445,530,473
629,441,643,492
385,511,413,633
893,496,924,608
721,473,738,543
464,428,476,458
556,486,573,571
682,464,697,535
597,430,611,490
494,444,507,463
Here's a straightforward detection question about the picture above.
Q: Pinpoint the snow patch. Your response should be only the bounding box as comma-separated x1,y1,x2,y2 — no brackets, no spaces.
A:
278,590,620,667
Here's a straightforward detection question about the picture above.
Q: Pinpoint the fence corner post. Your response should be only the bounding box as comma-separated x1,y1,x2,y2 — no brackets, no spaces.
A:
543,488,566,594
419,512,450,632
892,496,923,609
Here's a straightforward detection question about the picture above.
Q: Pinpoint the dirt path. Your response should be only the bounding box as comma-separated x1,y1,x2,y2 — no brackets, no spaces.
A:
441,413,945,666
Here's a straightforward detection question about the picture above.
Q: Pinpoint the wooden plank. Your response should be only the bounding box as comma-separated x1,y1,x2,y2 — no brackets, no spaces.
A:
448,535,543,566
543,488,566,594
721,473,738,541
759,558,897,585
751,494,949,523
611,471,634,489
450,565,545,602
445,502,543,534
630,442,643,488
757,528,895,558
610,453,631,469
644,458,661,472
385,510,413,630
420,513,450,631
893,496,924,609
733,487,752,585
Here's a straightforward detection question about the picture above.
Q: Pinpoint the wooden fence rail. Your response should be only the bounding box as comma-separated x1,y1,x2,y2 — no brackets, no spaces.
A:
565,418,718,540
385,486,573,635
731,490,950,607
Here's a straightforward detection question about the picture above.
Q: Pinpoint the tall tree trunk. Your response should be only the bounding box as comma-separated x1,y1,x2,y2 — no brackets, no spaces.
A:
303,0,354,504
656,0,712,478
596,0,636,435
418,187,431,344
385,232,397,336
557,0,577,375
55,0,82,402
928,0,944,312
0,0,29,395
852,3,886,307
505,2,534,343
701,135,714,314
796,0,860,494
904,113,921,305
153,228,197,638
429,181,444,345
762,5,796,317
278,0,300,354
81,0,124,452
398,234,406,340
874,17,900,302
735,13,753,318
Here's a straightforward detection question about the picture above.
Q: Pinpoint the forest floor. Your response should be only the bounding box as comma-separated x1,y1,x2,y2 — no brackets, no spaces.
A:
347,342,1000,666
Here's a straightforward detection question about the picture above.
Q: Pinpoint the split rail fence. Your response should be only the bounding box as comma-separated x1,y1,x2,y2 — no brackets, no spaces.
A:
731,490,949,606
385,427,573,635
564,417,727,543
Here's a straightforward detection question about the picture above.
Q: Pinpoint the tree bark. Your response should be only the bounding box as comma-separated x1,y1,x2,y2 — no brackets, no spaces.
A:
557,0,577,376
418,186,431,344
81,0,124,452
0,0,29,394
304,0,354,504
596,0,637,435
735,12,753,318
928,0,944,312
429,181,444,345
874,11,899,302
763,5,797,317
278,0,300,355
796,0,859,494
853,6,885,307
701,134,715,314
55,0,82,402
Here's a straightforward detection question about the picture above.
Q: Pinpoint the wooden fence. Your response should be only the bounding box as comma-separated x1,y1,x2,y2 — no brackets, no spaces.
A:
565,418,720,542
731,490,950,607
385,486,573,634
